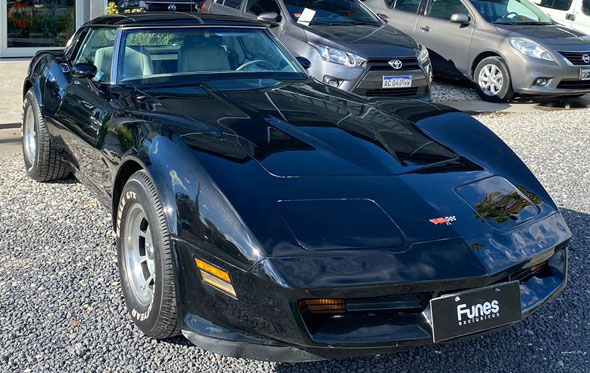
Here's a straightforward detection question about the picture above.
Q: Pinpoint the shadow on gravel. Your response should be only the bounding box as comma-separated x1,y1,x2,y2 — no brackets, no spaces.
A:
273,208,589,373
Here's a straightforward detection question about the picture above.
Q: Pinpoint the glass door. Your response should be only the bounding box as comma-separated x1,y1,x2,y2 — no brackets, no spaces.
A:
1,0,83,58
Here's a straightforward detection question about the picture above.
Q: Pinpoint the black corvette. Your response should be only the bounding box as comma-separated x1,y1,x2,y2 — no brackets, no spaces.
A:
22,13,570,362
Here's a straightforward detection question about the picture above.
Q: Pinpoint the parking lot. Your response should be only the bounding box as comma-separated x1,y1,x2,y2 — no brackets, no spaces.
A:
1,60,589,372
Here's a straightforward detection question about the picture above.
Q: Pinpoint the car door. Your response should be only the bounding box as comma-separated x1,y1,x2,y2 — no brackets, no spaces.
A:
368,0,422,37
55,27,116,192
206,0,244,15
242,0,308,53
414,0,474,76
532,0,574,27
577,0,590,34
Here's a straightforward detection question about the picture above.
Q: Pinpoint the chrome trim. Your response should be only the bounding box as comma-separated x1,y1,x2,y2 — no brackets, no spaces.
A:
110,28,124,85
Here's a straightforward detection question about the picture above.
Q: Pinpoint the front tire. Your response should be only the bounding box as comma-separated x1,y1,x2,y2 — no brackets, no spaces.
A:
22,89,70,181
474,57,514,103
116,170,180,339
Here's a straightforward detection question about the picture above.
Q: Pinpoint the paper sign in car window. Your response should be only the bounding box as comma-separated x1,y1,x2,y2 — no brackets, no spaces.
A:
297,8,316,26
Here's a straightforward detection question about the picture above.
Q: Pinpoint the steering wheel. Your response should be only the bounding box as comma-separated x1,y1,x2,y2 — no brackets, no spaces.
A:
501,11,519,19
236,59,275,71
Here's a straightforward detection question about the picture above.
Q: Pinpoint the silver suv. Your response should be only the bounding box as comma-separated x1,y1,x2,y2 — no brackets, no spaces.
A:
203,0,432,99
366,0,590,101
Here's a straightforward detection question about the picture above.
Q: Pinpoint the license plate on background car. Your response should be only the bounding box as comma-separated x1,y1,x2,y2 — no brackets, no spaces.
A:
430,281,522,343
382,75,412,89
580,69,590,81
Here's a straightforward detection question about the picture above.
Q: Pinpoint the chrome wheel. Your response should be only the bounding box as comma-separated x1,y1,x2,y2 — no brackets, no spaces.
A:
123,204,156,307
23,105,37,167
478,64,504,96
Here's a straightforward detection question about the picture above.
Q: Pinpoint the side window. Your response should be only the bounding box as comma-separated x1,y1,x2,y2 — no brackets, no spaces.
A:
223,0,244,9
584,0,589,15
538,0,573,10
426,0,469,20
388,0,422,13
245,0,281,16
74,28,117,82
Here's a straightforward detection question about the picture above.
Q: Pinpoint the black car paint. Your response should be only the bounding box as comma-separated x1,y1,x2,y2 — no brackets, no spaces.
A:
25,13,570,362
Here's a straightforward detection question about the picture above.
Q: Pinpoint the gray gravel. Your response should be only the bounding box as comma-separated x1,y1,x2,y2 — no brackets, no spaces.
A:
431,79,479,102
1,109,589,372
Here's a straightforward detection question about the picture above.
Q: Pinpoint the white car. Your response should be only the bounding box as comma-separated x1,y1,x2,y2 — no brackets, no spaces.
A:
534,0,590,34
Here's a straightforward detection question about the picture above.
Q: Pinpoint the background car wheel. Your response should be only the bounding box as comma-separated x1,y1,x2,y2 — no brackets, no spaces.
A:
474,57,514,103
22,89,70,181
117,170,180,339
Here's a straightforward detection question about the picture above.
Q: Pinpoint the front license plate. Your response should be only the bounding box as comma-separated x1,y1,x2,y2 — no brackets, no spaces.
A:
430,281,522,342
382,75,412,88
580,69,590,81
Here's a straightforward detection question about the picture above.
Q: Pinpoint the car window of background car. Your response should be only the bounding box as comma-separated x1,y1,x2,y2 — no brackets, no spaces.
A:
117,28,303,82
245,0,281,15
223,0,245,8
283,0,381,25
537,0,572,10
74,28,117,83
469,0,553,23
583,0,589,14
387,0,422,13
426,0,469,20
214,0,244,8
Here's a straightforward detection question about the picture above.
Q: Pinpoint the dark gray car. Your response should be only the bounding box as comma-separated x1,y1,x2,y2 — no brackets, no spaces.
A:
366,0,590,101
203,0,432,99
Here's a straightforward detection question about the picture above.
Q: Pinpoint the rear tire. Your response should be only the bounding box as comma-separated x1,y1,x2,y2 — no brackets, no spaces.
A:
116,170,180,339
22,89,70,181
474,57,514,103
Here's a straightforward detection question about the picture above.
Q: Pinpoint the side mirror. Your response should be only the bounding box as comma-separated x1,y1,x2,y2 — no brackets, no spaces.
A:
257,12,279,24
295,56,311,70
450,13,470,25
72,63,97,79
377,13,389,23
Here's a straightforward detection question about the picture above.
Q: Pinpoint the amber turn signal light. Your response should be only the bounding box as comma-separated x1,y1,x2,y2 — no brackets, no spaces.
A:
299,298,345,313
195,258,236,297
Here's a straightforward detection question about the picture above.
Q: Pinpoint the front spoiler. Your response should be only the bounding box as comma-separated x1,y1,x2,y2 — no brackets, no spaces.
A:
181,248,568,362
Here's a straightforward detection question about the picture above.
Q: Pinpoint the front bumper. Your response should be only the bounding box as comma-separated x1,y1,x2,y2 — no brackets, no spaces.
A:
507,48,590,95
308,56,431,100
175,237,568,362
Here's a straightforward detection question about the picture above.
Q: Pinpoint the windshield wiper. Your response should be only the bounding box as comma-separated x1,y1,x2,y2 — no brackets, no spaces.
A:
314,21,378,26
518,22,553,25
493,21,552,25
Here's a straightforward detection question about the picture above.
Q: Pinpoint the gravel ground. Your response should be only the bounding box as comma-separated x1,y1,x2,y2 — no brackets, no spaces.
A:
431,79,479,102
1,109,589,372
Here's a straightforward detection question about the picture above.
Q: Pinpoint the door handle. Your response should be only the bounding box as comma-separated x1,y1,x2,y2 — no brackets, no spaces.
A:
420,25,431,32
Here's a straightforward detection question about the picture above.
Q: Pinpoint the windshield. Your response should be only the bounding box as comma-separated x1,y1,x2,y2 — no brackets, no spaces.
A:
283,0,381,26
470,0,553,24
117,28,304,83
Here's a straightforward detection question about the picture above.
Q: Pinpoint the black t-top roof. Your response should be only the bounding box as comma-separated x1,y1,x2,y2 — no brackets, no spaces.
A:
87,12,264,28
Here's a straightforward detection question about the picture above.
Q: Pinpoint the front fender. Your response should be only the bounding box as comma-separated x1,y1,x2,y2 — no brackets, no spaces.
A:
414,110,557,209
121,133,265,271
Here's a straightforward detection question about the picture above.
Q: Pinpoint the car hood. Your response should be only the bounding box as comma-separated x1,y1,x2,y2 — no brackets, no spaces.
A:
127,78,463,177
116,78,568,276
496,24,590,46
304,24,417,58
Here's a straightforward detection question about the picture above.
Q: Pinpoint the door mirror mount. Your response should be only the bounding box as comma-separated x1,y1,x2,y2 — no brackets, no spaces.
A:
72,63,97,79
450,13,470,25
257,12,280,24
295,56,312,70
